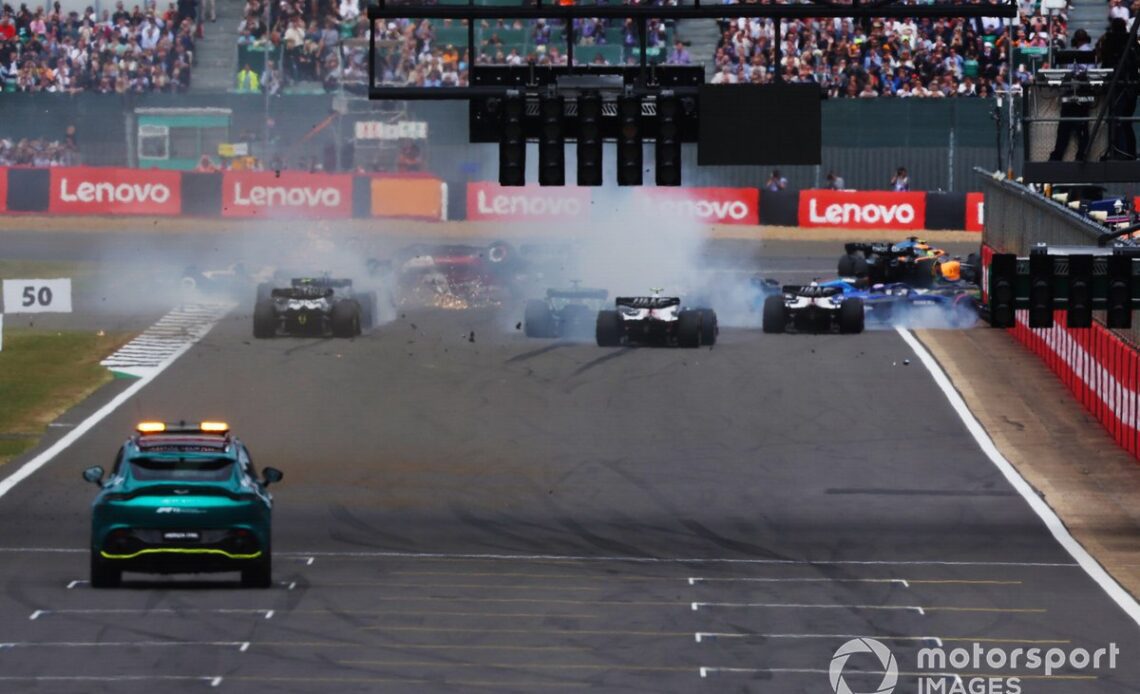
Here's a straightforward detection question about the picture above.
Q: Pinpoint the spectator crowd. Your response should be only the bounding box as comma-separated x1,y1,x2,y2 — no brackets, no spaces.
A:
0,0,198,93
712,2,1074,97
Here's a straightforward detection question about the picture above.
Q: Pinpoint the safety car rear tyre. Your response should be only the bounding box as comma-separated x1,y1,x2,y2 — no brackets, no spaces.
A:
90,553,121,589
332,301,361,338
253,300,276,339
596,310,623,347
698,308,718,346
524,300,556,338
762,295,786,334
677,310,701,348
839,298,865,334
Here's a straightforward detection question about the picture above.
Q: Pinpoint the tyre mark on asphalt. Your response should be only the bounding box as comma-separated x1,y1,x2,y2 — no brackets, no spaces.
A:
505,343,572,364
569,348,634,378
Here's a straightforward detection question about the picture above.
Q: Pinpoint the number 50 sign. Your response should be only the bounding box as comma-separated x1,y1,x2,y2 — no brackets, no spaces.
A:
3,279,73,313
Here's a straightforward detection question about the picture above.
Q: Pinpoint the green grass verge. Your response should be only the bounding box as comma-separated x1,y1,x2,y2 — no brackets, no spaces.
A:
0,327,132,466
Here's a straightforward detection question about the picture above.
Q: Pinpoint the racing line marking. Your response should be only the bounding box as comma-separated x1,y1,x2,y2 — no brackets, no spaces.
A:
898,327,1140,628
0,303,232,504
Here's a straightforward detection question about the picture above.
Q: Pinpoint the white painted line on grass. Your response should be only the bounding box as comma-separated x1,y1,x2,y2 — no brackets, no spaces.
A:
898,327,1140,628
0,303,232,503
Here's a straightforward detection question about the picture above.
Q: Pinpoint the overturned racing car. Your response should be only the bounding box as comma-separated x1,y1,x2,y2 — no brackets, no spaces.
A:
596,293,718,348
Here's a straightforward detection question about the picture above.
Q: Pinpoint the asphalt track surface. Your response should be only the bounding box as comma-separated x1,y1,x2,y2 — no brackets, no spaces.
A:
0,231,1137,693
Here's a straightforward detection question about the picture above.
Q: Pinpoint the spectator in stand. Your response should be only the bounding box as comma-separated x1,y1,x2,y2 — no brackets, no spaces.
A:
236,62,259,91
765,169,788,191
666,39,690,64
195,154,218,171
826,169,846,190
396,141,423,171
891,166,910,191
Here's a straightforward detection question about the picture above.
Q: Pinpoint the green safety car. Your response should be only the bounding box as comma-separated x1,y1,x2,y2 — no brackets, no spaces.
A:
82,421,283,588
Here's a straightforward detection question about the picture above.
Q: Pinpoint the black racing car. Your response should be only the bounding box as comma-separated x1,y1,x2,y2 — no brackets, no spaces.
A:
524,285,609,339
252,277,374,338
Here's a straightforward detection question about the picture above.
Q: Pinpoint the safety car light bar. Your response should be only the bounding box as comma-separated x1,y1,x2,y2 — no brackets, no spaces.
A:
135,421,231,435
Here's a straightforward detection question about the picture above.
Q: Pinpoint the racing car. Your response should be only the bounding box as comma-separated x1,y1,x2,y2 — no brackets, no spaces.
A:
820,277,978,327
82,421,283,588
252,276,373,338
838,237,948,286
762,282,865,334
596,292,718,347
525,283,609,339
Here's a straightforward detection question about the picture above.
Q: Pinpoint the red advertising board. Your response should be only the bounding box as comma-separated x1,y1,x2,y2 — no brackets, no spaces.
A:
633,187,759,225
222,171,354,219
798,190,927,230
966,192,984,232
0,167,7,213
466,182,590,222
49,167,182,216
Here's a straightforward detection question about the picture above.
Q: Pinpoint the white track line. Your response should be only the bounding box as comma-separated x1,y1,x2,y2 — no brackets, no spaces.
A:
691,602,925,614
694,632,940,644
0,303,231,502
898,327,1140,627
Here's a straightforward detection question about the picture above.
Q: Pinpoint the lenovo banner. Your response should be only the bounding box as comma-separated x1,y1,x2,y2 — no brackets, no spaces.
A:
799,190,927,230
634,187,759,225
49,167,182,216
222,171,354,219
467,182,590,222
966,192,984,232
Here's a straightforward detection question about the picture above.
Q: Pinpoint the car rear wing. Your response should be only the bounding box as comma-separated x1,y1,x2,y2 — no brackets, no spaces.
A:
616,296,681,309
782,285,843,298
272,287,335,300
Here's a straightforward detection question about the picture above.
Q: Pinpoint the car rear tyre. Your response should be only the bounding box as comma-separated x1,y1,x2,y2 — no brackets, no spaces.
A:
256,282,274,303
90,553,121,589
252,300,276,339
524,300,556,338
762,296,786,333
596,310,623,347
698,308,718,346
241,552,272,589
332,301,360,338
677,310,701,348
839,298,865,334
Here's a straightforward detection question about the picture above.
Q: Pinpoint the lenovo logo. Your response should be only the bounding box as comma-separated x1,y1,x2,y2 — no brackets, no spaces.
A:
222,172,353,218
48,167,183,215
232,183,342,208
475,189,583,217
60,178,172,204
799,190,926,230
808,199,916,225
